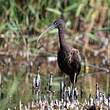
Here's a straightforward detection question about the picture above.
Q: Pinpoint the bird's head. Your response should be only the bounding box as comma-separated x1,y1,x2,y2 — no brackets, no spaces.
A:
53,19,65,29
37,19,65,42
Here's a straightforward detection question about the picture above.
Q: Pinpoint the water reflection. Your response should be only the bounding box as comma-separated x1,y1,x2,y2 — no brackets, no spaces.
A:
78,72,110,97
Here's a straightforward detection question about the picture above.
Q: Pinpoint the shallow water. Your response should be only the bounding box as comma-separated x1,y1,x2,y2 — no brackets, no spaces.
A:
0,48,109,109
0,65,110,108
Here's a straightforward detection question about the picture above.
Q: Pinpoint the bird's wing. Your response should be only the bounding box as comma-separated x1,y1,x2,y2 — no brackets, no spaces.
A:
69,48,81,72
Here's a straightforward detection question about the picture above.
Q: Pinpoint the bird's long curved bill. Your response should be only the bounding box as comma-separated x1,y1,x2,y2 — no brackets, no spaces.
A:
37,24,56,42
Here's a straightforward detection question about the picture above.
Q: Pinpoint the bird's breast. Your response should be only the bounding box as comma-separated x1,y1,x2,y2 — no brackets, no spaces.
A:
57,50,72,74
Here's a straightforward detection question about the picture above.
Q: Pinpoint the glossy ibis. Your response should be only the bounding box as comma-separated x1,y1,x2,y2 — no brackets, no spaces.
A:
37,19,81,86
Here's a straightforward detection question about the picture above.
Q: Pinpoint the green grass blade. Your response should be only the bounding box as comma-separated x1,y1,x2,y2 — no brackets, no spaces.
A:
97,27,110,31
46,8,61,15
28,36,38,43
86,32,102,43
76,4,84,17
64,3,79,11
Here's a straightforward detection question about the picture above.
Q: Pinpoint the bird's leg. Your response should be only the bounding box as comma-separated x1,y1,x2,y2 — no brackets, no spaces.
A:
63,74,66,88
70,73,77,101
63,74,66,96
73,72,77,88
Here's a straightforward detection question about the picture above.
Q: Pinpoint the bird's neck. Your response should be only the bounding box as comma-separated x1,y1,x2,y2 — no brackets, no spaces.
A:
58,28,67,49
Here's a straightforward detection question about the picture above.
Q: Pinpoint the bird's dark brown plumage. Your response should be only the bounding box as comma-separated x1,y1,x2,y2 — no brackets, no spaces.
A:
38,19,81,84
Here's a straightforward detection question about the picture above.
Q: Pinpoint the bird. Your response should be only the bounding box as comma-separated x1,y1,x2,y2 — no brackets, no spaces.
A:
37,19,81,86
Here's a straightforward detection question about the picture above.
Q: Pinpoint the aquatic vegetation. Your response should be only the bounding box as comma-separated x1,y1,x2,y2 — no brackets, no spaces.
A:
12,73,110,110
